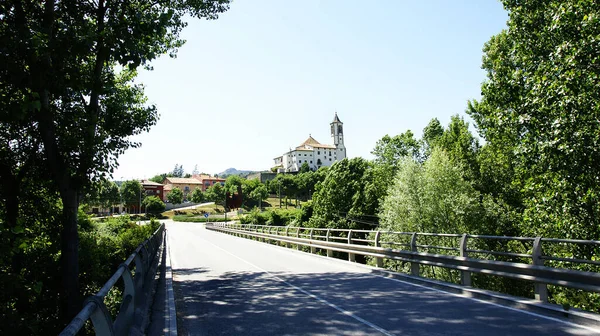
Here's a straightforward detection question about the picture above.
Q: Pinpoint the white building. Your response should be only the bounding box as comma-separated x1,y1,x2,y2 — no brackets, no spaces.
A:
273,113,347,172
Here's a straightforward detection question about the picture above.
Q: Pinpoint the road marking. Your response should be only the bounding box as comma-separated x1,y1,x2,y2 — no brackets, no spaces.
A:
199,234,395,336
165,228,178,336
202,227,600,335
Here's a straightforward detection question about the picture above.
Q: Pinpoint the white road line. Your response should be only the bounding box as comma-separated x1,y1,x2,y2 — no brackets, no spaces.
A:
165,230,178,336
199,235,395,336
203,227,600,335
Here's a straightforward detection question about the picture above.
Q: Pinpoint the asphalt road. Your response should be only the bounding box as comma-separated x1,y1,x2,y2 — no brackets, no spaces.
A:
167,221,598,336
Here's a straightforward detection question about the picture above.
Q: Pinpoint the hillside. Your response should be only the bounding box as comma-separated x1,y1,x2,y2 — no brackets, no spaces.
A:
217,167,256,177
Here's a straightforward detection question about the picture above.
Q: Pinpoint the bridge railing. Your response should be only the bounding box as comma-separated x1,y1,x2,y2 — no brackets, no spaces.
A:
59,223,165,336
206,223,600,303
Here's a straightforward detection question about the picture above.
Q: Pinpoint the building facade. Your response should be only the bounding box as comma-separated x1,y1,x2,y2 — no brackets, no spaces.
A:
274,113,347,172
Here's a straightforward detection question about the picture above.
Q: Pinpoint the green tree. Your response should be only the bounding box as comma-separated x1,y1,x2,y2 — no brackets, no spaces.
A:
149,174,166,184
225,174,245,194
468,0,600,240
299,162,311,173
421,118,444,157
120,181,144,213
167,188,184,205
205,183,226,204
143,196,165,215
190,188,205,203
379,148,481,234
0,0,230,319
309,158,378,230
249,184,269,208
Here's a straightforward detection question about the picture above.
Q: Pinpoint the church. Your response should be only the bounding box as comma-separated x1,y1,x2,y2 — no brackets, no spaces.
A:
273,113,347,172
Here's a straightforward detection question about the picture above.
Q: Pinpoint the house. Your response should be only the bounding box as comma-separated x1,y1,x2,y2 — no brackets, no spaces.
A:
273,113,347,172
193,174,226,191
162,177,204,201
141,180,164,201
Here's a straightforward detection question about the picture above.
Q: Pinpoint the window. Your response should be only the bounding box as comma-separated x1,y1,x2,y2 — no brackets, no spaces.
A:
329,158,332,161
318,151,320,155
310,161,312,164
184,186,190,192
329,151,332,156
299,160,302,163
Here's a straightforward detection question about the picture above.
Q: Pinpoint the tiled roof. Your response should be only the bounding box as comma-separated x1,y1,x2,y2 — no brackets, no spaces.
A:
141,180,163,186
294,148,314,151
299,135,321,147
164,177,204,184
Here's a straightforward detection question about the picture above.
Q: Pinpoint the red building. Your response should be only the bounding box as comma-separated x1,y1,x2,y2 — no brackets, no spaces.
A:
141,180,164,201
193,174,226,191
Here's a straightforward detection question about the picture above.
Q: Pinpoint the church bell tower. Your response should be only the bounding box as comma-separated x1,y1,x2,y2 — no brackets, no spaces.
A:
330,112,346,159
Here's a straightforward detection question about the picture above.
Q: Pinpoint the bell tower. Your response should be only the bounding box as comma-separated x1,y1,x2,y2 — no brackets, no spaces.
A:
330,112,346,159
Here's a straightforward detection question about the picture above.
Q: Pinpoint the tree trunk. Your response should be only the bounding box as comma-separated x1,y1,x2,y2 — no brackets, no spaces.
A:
60,188,80,322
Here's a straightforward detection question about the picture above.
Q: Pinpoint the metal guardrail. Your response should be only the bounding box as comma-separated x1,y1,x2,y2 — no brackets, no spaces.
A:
206,223,600,303
59,223,165,336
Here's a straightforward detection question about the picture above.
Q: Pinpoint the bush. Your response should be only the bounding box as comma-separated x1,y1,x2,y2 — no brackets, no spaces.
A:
143,196,165,215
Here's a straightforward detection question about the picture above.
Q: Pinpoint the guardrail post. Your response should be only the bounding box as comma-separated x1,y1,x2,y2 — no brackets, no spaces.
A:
326,229,333,257
532,237,548,302
296,228,301,250
374,231,383,268
410,233,419,276
85,296,115,335
114,264,136,335
285,227,290,248
348,230,355,262
309,228,316,254
460,234,471,286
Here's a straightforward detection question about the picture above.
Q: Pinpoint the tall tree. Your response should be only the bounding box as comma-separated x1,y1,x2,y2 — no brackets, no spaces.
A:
120,180,143,213
0,0,230,319
468,0,600,240
167,187,184,205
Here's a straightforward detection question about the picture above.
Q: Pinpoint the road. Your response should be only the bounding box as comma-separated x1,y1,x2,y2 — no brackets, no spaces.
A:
166,221,598,336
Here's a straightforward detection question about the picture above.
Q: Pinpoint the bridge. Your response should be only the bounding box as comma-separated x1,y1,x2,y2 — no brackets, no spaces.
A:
61,220,600,336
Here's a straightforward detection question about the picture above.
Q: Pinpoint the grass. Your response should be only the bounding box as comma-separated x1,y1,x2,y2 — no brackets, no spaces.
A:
263,197,304,209
162,204,225,218
172,215,231,223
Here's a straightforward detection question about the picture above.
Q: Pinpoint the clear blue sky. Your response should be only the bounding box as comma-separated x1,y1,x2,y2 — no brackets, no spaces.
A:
114,0,508,180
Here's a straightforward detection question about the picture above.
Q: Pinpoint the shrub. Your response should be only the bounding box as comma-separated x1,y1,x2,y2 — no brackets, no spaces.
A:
143,196,165,215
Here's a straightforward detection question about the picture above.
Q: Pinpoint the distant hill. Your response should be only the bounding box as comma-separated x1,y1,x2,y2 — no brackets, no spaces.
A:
217,168,256,178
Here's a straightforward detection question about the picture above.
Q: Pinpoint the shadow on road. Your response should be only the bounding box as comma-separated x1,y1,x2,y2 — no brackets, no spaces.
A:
171,270,581,336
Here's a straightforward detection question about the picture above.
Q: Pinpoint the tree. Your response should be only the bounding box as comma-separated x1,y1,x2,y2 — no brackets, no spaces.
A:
422,118,444,157
143,196,165,215
167,188,184,205
436,115,480,184
85,179,120,212
224,175,245,194
379,148,481,234
467,0,600,240
205,183,226,205
299,162,311,173
120,181,143,213
249,185,269,208
172,164,184,178
149,174,166,184
309,158,378,230
190,188,204,203
0,0,230,319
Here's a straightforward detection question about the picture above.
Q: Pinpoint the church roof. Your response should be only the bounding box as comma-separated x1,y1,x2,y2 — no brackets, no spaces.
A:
332,112,342,123
299,135,321,146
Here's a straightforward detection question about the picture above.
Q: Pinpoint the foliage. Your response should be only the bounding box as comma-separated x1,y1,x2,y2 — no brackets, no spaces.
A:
379,148,481,234
299,162,311,173
205,183,226,204
309,158,378,230
167,188,184,205
120,180,144,211
171,164,185,178
224,175,245,194
143,196,165,215
239,208,301,226
190,188,205,203
249,184,269,205
149,175,166,184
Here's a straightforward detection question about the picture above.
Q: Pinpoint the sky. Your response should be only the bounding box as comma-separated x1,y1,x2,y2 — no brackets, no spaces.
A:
114,0,508,180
